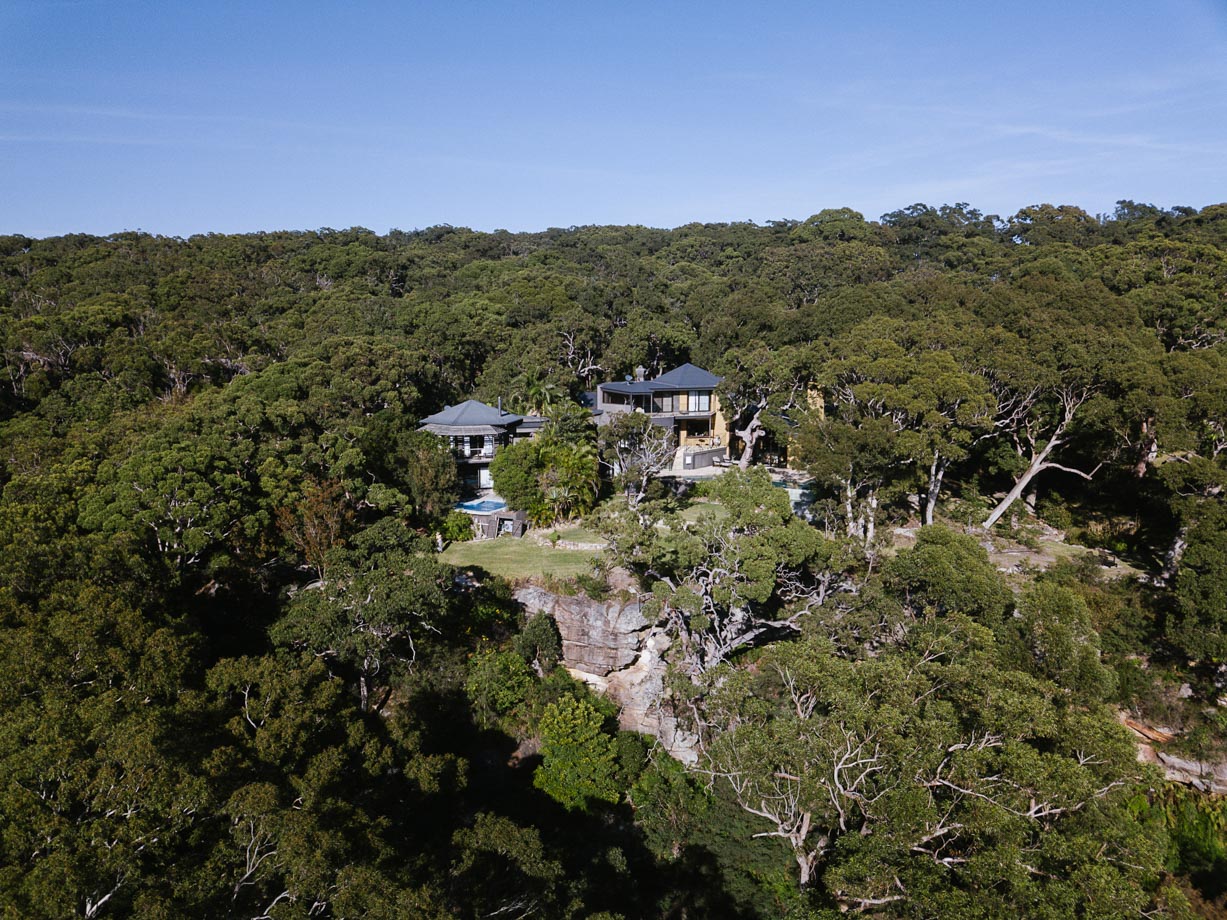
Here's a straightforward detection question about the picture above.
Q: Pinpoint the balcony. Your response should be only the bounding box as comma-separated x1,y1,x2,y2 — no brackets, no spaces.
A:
597,400,714,419
454,447,495,463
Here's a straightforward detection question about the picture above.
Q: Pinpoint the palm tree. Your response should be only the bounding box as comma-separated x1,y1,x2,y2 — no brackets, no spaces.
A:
513,370,561,416
540,441,600,521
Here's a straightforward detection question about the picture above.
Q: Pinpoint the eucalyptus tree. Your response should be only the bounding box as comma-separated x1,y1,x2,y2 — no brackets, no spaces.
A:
271,519,450,712
972,314,1145,530
1146,348,1227,580
597,410,676,509
0,582,205,919
879,202,1001,266
1106,236,1227,352
598,469,851,678
1007,204,1101,247
714,342,817,470
797,413,905,548
698,628,1174,915
203,652,398,917
1168,501,1227,668
602,308,698,381
799,317,995,533
552,308,609,389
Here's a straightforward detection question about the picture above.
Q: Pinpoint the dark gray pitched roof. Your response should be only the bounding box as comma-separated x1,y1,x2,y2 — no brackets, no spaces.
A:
599,364,723,396
599,380,658,396
419,399,521,430
650,363,722,389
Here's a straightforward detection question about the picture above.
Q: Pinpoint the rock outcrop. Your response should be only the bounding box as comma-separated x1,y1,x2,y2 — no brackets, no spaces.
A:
514,578,699,763
514,585,649,674
1122,715,1227,793
1135,743,1227,794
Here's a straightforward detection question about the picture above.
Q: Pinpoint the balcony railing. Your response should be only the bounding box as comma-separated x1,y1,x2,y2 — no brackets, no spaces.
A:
453,447,496,462
598,400,714,417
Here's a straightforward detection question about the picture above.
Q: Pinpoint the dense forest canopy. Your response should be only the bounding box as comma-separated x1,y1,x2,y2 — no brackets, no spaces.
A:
1,201,1226,918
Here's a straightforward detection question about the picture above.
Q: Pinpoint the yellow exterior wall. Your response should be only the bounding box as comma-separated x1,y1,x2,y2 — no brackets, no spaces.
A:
806,385,825,421
711,392,730,454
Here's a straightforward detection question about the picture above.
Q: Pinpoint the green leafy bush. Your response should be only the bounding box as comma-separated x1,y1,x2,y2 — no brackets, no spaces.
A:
465,647,534,727
441,510,475,543
514,612,562,672
533,695,620,810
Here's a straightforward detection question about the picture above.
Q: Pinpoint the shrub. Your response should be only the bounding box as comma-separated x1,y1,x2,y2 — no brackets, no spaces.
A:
1037,496,1073,532
441,510,475,543
533,695,620,810
514,612,562,672
465,647,535,727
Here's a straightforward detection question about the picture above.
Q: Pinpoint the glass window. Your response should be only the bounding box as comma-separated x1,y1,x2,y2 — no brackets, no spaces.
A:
689,390,710,412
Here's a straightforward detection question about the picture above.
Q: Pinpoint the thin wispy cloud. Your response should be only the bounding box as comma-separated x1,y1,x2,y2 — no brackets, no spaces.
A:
0,132,204,148
0,100,369,138
989,124,1226,157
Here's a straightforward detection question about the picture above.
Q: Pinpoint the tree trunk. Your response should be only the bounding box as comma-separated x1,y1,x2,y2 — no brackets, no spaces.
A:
631,476,648,508
922,455,948,526
797,853,813,889
983,444,1101,529
984,466,1045,530
735,403,767,470
359,673,370,713
1159,527,1188,584
792,811,816,888
1134,420,1158,478
983,438,1060,530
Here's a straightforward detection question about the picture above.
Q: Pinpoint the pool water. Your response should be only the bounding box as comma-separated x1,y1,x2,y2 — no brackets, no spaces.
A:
457,499,507,513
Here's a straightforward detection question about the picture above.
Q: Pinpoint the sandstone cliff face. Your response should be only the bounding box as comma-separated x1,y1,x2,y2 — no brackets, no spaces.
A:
1135,743,1227,794
1121,715,1227,793
513,586,649,673
513,581,699,763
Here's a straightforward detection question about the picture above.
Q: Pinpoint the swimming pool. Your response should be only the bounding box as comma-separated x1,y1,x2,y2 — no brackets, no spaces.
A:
457,498,507,514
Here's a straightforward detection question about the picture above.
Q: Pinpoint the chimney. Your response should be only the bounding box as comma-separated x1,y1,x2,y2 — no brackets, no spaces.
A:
498,396,504,415
634,365,646,382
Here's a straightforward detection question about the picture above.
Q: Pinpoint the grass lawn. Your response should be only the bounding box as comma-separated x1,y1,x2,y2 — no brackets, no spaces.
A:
677,500,728,523
547,525,607,545
441,537,598,581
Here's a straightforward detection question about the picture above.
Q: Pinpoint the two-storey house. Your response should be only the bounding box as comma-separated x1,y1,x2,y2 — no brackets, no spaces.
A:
417,398,545,493
595,363,730,468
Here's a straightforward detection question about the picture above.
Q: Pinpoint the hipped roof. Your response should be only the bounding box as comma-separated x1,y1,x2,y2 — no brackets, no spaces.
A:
418,399,521,431
652,362,722,389
600,363,722,395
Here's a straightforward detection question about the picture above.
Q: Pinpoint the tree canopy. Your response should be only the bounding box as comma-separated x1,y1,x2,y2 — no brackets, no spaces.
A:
1,202,1224,916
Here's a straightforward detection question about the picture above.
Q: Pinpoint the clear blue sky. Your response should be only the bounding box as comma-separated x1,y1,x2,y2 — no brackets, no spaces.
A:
3,1,1225,236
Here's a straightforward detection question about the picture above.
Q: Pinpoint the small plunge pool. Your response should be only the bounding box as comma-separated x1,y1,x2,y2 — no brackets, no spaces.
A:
457,498,507,514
